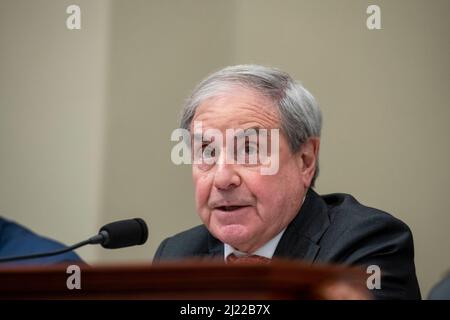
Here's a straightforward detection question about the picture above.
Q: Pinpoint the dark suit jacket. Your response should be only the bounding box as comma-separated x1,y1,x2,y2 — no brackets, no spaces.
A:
154,188,421,299
0,217,82,265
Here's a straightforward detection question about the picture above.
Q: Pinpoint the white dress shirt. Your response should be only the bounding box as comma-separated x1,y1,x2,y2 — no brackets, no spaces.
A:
224,228,286,261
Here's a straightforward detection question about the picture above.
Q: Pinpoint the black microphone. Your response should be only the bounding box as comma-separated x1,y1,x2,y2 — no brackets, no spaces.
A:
0,218,148,263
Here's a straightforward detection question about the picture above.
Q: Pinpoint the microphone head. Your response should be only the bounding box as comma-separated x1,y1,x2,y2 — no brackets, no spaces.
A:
99,218,148,249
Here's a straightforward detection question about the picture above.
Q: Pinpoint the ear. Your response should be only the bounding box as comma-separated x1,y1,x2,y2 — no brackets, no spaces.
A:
296,137,320,188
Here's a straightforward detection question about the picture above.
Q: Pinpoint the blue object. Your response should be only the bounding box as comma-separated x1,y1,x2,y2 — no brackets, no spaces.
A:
0,216,82,265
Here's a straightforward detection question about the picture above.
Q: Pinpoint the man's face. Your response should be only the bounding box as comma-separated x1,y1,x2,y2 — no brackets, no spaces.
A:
191,87,316,252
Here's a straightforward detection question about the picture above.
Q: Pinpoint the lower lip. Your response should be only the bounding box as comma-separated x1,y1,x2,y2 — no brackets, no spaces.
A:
212,206,253,222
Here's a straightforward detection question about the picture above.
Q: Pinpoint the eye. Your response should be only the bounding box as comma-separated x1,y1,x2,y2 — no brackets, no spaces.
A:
201,143,217,159
245,143,258,155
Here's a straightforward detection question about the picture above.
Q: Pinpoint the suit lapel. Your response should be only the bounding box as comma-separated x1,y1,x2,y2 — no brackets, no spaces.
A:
207,233,224,259
274,188,330,262
274,234,321,262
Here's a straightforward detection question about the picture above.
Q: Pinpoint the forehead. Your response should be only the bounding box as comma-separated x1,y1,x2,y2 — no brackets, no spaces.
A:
191,87,280,131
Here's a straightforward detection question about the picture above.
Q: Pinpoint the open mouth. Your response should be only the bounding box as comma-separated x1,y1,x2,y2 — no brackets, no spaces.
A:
215,205,250,212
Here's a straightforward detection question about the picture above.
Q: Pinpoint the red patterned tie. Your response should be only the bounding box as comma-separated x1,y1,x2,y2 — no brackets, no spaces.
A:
226,253,271,264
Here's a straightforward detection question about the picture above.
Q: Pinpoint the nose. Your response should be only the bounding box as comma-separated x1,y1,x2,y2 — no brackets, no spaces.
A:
213,162,241,191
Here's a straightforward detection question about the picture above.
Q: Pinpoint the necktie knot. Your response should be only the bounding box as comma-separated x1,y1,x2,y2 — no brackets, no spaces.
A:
226,253,271,264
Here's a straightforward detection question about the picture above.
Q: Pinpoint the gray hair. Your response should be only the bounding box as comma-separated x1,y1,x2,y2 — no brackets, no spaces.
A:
180,64,322,186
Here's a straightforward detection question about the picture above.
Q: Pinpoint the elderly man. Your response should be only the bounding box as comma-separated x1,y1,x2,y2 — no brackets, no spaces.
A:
154,65,421,300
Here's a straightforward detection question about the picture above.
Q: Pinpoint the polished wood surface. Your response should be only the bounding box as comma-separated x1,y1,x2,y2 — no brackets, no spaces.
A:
0,259,371,299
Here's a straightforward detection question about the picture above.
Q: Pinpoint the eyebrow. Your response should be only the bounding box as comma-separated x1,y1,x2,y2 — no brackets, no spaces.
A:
232,127,262,140
192,126,269,142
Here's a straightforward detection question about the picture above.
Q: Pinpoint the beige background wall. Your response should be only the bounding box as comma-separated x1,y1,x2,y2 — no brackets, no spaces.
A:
0,0,111,261
0,0,448,296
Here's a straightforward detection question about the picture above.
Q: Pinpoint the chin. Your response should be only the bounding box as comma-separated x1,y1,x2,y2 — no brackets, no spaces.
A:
214,224,252,248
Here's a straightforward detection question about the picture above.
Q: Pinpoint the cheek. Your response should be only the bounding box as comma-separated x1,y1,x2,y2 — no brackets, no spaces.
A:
247,169,301,214
245,174,282,209
192,169,214,212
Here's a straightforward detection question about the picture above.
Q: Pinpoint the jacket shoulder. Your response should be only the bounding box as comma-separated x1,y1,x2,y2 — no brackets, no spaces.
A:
317,193,420,299
321,193,411,238
318,193,414,259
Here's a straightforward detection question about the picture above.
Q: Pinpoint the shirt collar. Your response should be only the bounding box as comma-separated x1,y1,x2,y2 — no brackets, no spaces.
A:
224,228,286,261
